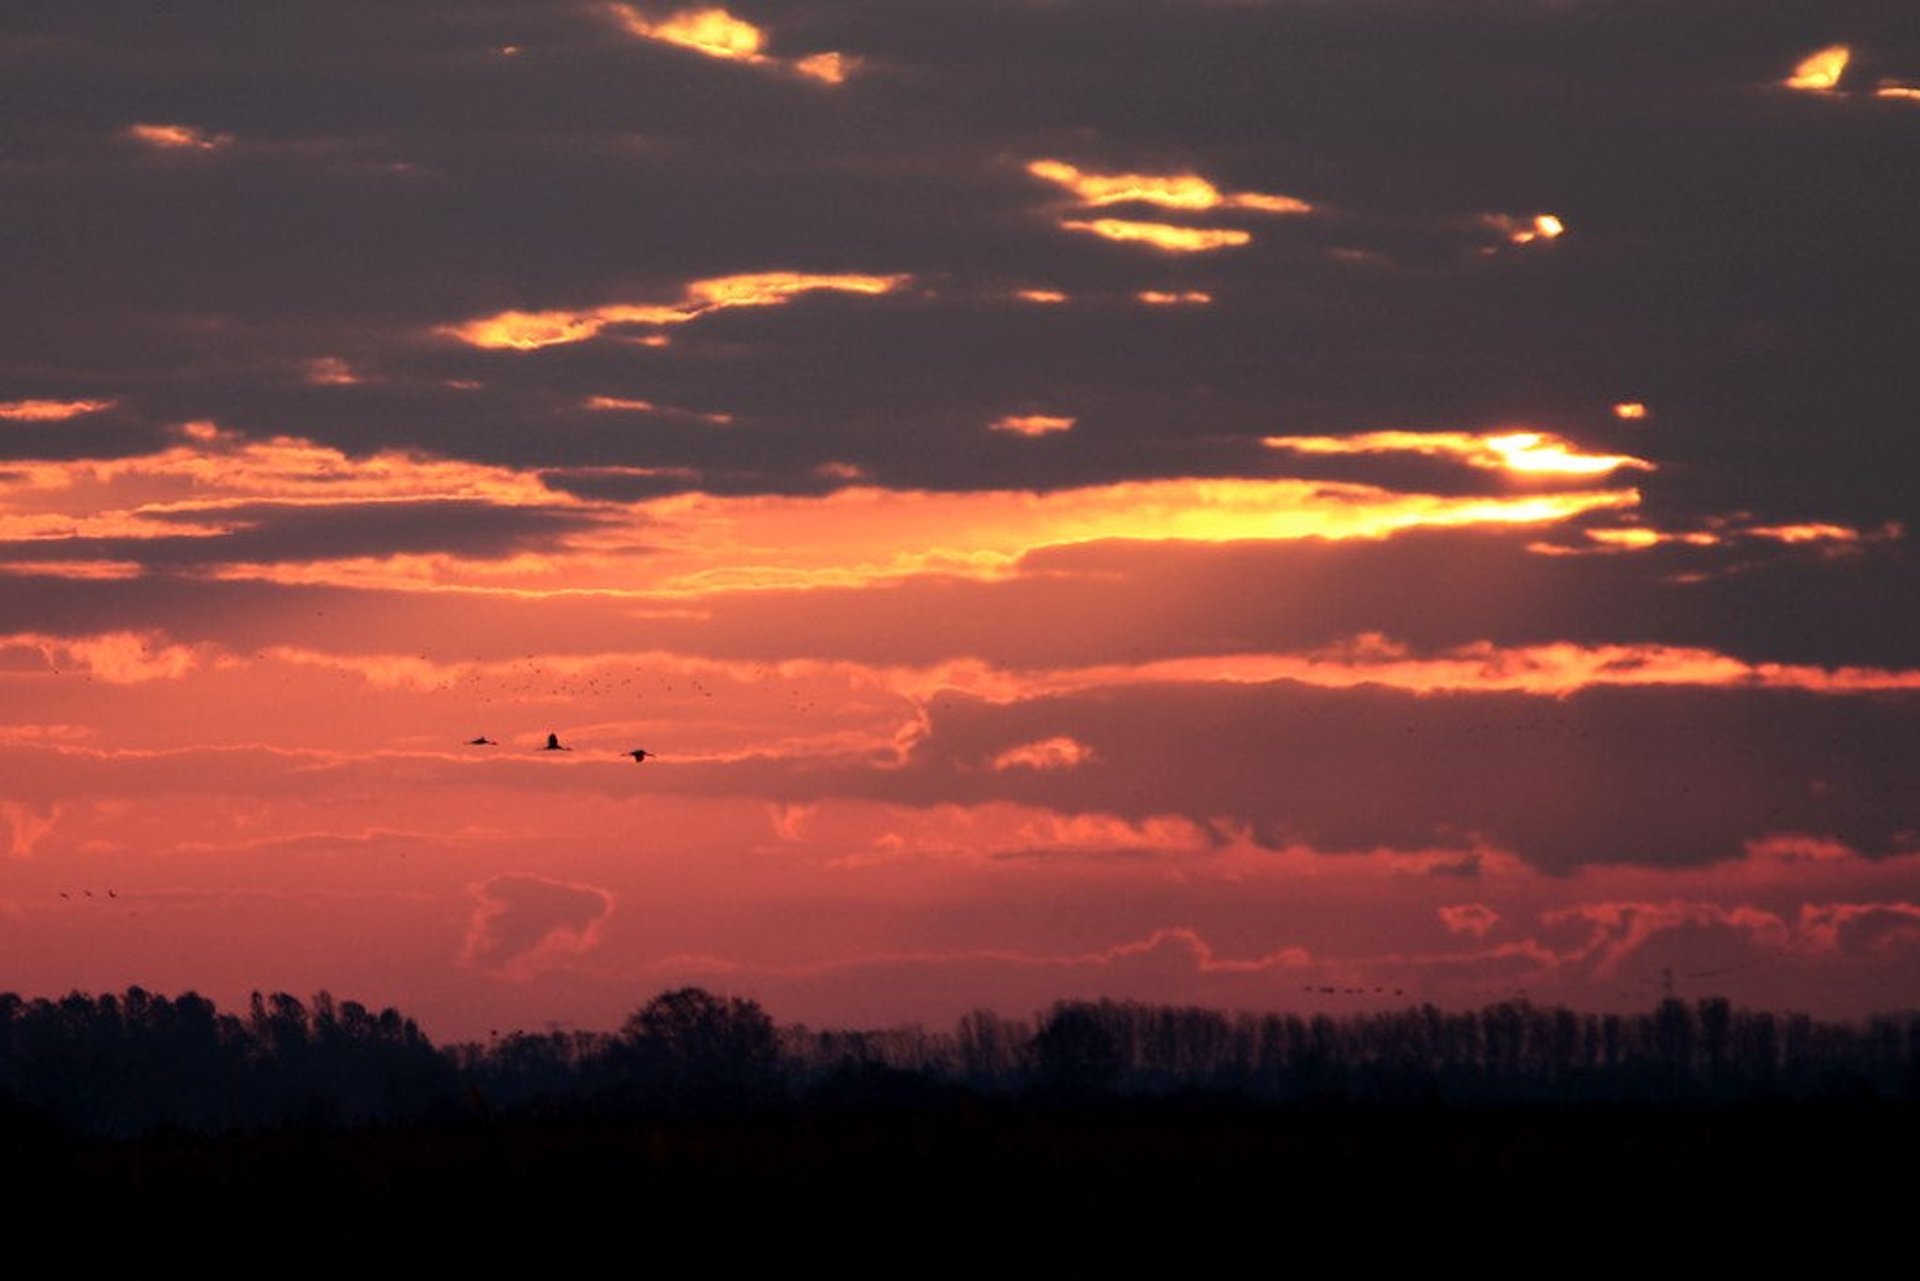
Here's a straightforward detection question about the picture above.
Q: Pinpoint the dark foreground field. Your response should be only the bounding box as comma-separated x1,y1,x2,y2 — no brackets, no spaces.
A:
7,1099,1906,1265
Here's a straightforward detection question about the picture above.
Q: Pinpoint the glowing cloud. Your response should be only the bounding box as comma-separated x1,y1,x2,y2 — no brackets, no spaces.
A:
443,272,907,350
1026,159,1310,215
1612,402,1648,420
2,631,214,684
1015,289,1069,304
1061,219,1251,253
1485,213,1567,245
1439,904,1500,940
1877,83,1920,102
1785,45,1850,92
584,395,657,413
1137,291,1212,306
608,5,852,83
609,5,764,60
302,357,361,386
991,737,1097,772
792,51,852,84
461,874,615,979
620,478,1639,595
989,414,1075,437
126,122,232,151
1746,522,1868,545
1264,429,1654,478
0,399,116,422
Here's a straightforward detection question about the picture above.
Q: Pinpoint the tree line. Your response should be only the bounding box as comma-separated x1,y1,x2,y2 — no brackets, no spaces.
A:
3,986,1917,1135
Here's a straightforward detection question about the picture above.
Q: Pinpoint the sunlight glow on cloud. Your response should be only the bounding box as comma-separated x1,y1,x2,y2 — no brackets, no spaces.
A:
1137,291,1212,306
1,631,217,684
1061,219,1251,253
1264,429,1653,478
991,737,1097,772
1612,402,1648,420
609,5,765,60
443,272,907,349
1015,289,1069,304
608,5,853,84
0,399,117,422
1877,82,1920,102
792,51,852,84
1747,522,1872,545
1439,903,1500,940
126,123,232,152
1484,213,1567,246
1026,159,1311,215
461,874,615,980
1785,45,1850,92
623,479,1640,595
989,414,1075,437
0,559,145,580
302,357,362,387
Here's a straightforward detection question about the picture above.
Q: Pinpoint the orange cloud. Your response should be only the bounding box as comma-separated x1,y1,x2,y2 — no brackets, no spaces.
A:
991,737,1097,772
461,873,615,979
1746,522,1868,545
443,271,907,350
1264,429,1653,478
619,478,1639,596
1785,45,1850,92
126,122,232,151
1438,903,1500,939
1,631,218,684
0,559,145,579
1015,289,1069,304
1137,291,1212,306
988,414,1075,437
608,5,853,83
584,395,657,413
302,357,361,386
792,51,853,84
1061,219,1251,253
1612,402,1648,421
0,399,116,422
1877,83,1920,102
1026,159,1310,215
1483,212,1567,245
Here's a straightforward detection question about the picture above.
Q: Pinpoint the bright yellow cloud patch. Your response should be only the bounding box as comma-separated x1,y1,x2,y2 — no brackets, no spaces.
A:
608,4,853,83
126,123,232,151
1061,219,1251,253
992,737,1097,772
989,414,1075,437
1264,429,1654,478
443,272,908,350
1027,159,1310,215
1785,45,1850,92
0,399,116,422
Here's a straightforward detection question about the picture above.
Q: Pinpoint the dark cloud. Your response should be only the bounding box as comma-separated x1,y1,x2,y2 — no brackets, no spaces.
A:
2,0,1913,535
842,680,1920,873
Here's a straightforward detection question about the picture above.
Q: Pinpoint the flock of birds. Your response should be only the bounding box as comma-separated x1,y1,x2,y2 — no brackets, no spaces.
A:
467,732,652,763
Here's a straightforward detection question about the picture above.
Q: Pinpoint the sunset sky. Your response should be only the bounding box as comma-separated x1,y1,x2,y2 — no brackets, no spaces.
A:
3,1,1916,1040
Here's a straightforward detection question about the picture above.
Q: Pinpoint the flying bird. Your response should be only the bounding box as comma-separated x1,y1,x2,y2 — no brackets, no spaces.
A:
543,732,571,751
467,736,497,746
627,749,653,763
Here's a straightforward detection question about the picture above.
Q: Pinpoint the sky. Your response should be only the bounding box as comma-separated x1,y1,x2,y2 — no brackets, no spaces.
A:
2,1,1916,1040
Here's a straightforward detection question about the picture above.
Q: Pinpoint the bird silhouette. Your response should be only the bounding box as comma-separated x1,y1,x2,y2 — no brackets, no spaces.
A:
468,736,497,746
542,732,571,751
627,749,653,763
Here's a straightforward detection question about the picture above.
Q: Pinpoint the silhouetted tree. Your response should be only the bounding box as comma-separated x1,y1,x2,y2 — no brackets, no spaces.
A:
620,987,779,1108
